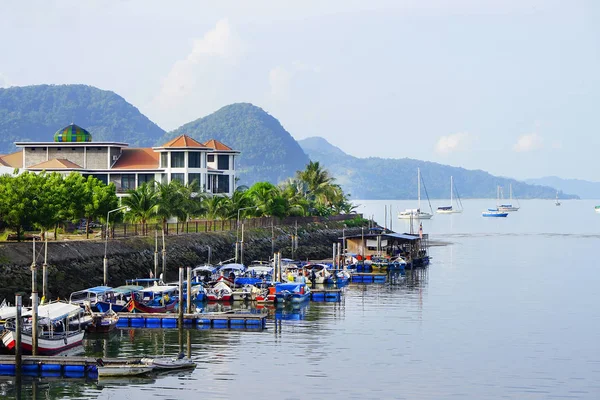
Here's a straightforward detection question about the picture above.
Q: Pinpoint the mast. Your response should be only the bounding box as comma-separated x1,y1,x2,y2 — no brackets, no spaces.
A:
450,176,453,208
510,184,513,201
417,168,421,211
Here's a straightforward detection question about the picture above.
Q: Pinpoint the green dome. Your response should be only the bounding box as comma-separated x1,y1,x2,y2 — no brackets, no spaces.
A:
54,124,92,142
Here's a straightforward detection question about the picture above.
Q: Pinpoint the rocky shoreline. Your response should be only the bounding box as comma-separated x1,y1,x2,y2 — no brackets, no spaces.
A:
0,223,365,301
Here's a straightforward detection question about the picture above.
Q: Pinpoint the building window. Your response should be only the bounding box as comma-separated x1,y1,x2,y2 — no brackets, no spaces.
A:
94,174,108,185
31,148,36,151
188,152,201,168
207,154,215,163
121,174,136,190
171,152,184,168
161,173,168,184
217,155,229,170
171,173,184,184
138,174,154,185
188,173,201,189
216,175,230,193
160,153,168,168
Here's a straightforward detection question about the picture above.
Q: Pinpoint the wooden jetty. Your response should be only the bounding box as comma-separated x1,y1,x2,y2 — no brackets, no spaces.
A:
116,311,267,329
0,355,142,377
351,273,387,283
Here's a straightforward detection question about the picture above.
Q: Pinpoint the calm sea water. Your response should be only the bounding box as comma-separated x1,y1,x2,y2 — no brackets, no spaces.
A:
3,199,600,399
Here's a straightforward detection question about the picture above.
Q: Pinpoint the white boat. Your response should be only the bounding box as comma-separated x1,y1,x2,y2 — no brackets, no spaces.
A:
498,184,520,212
555,191,561,206
436,176,463,214
398,168,433,219
231,284,261,301
141,354,196,370
97,364,155,377
1,302,85,355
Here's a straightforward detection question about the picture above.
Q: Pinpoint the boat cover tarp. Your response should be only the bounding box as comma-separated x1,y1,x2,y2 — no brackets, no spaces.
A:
113,285,143,295
23,302,81,321
276,283,303,293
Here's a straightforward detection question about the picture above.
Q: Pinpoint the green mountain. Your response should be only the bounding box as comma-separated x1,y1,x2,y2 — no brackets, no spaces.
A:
299,137,579,200
164,103,309,186
0,84,165,153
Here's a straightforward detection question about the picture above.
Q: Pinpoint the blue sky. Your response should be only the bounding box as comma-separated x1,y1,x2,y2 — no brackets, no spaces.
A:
1,0,598,180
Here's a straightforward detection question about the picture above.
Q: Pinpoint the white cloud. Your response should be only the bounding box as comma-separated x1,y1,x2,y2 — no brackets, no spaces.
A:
148,18,244,127
435,132,471,154
513,133,543,152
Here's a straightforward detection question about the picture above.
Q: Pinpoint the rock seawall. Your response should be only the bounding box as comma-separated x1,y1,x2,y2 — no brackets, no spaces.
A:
0,224,364,300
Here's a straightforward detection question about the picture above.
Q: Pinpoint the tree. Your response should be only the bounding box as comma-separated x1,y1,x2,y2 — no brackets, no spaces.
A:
82,176,119,239
0,172,38,240
155,181,185,233
121,183,158,235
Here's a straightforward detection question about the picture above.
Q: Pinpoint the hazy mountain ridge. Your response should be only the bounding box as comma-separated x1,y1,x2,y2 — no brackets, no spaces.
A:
526,176,600,199
0,84,165,152
299,137,579,200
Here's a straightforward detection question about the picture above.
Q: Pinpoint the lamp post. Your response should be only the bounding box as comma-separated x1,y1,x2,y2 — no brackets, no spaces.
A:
235,206,257,264
103,205,130,286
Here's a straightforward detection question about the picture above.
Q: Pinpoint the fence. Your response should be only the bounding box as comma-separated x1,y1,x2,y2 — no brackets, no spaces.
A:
106,213,363,239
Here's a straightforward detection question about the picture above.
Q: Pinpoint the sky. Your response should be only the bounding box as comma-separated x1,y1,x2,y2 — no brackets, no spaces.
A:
1,0,599,181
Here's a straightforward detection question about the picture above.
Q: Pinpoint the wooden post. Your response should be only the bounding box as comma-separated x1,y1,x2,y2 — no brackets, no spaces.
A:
178,267,184,328
15,294,22,371
186,266,192,314
42,235,48,301
31,239,38,356
162,229,166,282
154,230,159,279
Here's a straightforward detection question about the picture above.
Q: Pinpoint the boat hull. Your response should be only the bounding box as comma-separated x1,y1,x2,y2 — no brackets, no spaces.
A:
1,330,84,355
127,298,177,313
398,212,433,220
482,212,508,217
98,365,155,377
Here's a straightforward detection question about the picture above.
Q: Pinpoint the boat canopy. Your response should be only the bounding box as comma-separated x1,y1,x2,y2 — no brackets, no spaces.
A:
275,283,305,293
24,302,81,321
126,278,161,287
246,266,273,274
141,285,178,294
193,265,217,274
112,285,143,295
218,263,246,271
69,286,113,304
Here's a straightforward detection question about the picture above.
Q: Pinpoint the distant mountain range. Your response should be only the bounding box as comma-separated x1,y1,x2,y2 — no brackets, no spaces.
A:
526,176,600,199
298,137,579,200
0,84,582,199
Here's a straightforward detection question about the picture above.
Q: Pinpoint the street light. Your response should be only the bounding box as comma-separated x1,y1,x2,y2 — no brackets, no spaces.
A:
103,205,130,286
235,206,258,264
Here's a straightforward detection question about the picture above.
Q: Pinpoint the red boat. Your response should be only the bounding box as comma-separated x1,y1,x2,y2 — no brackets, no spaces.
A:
205,281,233,302
126,286,178,313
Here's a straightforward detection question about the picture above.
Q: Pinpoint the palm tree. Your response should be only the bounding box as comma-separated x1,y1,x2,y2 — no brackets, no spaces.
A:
121,183,158,235
223,188,255,220
155,181,185,233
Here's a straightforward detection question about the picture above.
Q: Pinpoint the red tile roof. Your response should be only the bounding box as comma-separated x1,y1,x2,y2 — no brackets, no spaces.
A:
29,158,82,169
203,139,233,151
112,148,159,170
159,135,209,149
0,151,24,168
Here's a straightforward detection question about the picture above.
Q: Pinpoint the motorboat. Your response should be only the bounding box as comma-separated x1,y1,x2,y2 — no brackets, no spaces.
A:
275,283,311,304
217,263,246,286
140,353,196,370
97,363,155,377
69,286,113,310
231,284,262,301
482,208,508,217
303,263,331,284
1,302,85,355
205,281,233,302
235,265,273,286
192,265,218,284
86,310,119,333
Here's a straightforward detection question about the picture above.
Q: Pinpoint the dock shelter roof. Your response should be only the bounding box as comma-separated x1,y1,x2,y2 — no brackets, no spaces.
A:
342,232,420,242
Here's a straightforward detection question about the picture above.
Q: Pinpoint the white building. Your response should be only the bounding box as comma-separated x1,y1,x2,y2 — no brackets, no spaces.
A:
0,124,239,196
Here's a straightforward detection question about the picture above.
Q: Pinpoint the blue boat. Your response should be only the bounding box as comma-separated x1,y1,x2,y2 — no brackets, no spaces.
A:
275,283,311,304
95,285,143,313
69,286,113,311
235,265,273,286
482,208,508,217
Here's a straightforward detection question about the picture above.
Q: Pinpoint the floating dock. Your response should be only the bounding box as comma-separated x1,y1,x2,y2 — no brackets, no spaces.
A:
116,311,267,329
0,355,142,378
351,273,387,283
309,288,342,301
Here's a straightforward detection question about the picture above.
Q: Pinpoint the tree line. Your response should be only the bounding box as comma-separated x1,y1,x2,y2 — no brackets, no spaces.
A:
0,161,355,240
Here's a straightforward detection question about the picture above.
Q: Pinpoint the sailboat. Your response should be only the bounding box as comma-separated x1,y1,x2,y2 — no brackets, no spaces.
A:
482,186,508,217
436,176,463,214
398,168,433,220
555,191,561,206
498,184,520,212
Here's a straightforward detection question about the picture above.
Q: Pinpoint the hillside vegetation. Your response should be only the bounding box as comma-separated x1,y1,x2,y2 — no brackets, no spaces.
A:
164,103,309,186
0,84,165,153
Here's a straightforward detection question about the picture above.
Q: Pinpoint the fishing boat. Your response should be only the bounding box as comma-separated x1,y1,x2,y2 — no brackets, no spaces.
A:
216,263,246,286
96,285,143,313
437,176,463,214
398,168,433,219
482,208,508,217
235,265,273,286
205,281,233,302
0,302,85,355
86,310,119,333
192,265,218,284
498,184,520,212
275,282,311,304
126,286,178,313
555,191,561,206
